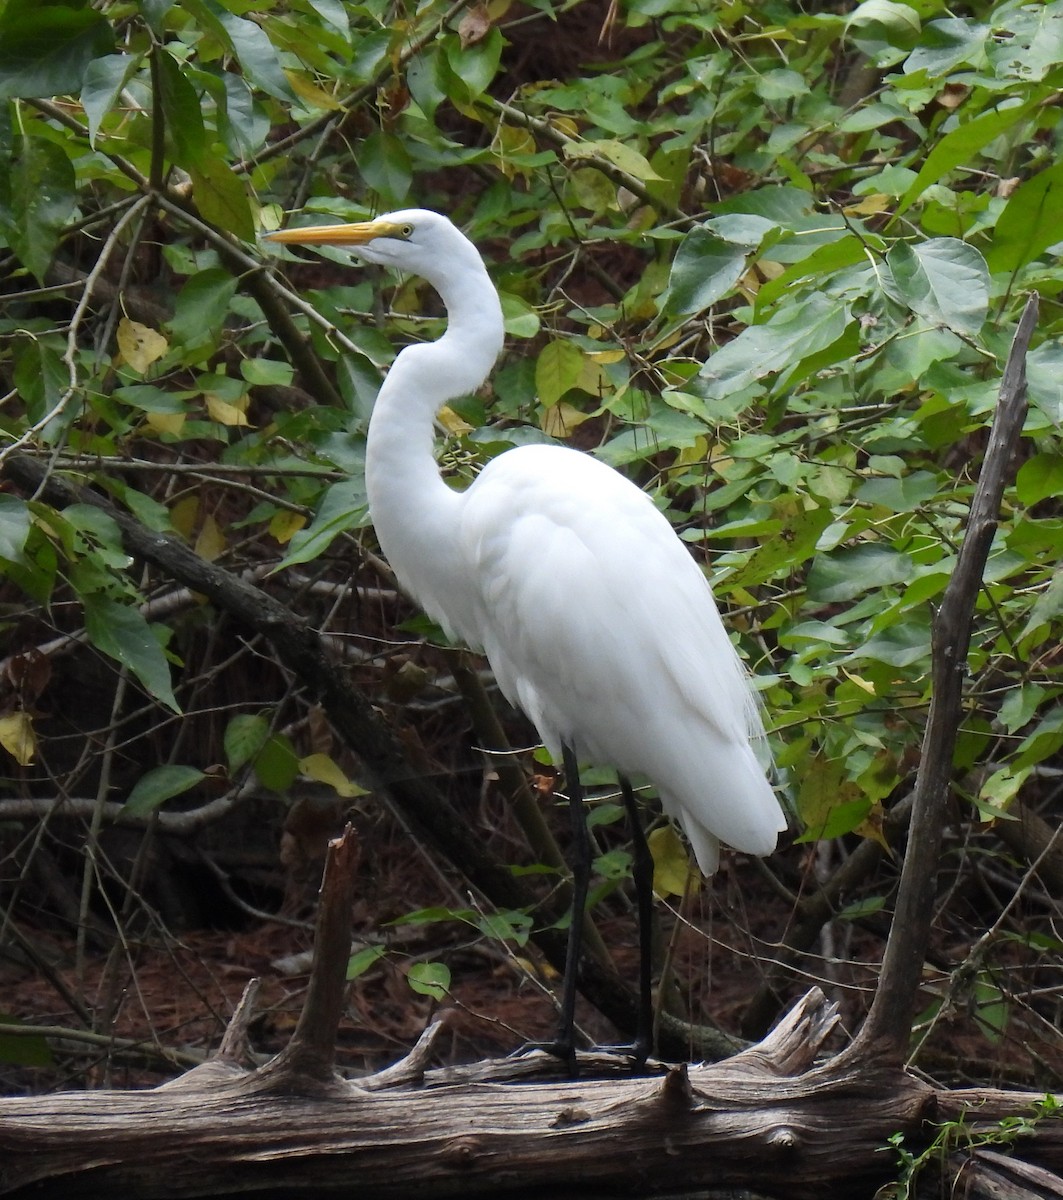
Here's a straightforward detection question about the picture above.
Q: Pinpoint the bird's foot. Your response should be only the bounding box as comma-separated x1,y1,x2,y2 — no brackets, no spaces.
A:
511,1038,579,1078
591,1035,652,1074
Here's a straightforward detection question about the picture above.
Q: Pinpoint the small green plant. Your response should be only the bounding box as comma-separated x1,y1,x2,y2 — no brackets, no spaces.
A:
880,1095,1060,1199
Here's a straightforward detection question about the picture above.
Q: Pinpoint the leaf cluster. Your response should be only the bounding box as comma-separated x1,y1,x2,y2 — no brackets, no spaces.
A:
0,0,1061,1080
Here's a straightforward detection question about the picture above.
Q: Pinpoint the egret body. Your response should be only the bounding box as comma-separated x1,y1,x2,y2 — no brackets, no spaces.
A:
267,209,786,1061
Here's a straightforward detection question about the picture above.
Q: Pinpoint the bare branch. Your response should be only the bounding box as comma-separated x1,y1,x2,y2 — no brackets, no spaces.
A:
850,294,1039,1063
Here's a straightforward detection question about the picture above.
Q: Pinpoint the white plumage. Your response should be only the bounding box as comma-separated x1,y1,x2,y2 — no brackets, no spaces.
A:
267,208,785,875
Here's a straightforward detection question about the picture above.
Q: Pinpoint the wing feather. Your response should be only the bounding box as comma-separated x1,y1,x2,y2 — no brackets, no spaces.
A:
457,444,784,872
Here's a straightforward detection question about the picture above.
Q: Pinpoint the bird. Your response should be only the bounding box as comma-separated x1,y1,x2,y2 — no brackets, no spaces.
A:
265,209,786,1067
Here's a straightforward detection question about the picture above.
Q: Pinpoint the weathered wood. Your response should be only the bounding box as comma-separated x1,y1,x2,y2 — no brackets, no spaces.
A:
0,994,922,1200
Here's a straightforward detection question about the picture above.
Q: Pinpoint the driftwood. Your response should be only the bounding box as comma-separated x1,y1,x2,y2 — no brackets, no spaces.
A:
0,826,1059,1200
2,292,1058,1197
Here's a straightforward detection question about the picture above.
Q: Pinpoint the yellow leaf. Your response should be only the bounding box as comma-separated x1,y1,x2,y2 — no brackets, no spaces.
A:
170,495,199,541
298,753,368,799
541,401,590,438
145,410,185,436
285,70,342,110
674,436,710,468
648,824,698,899
437,404,474,435
194,514,226,562
116,318,169,374
492,124,537,179
563,138,663,182
206,394,251,427
854,801,891,851
844,194,892,216
551,116,579,139
535,338,584,407
577,354,614,398
269,510,306,544
0,711,36,766
842,668,876,695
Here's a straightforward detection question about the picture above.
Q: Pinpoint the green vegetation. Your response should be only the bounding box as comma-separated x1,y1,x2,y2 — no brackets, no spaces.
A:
0,0,1060,1093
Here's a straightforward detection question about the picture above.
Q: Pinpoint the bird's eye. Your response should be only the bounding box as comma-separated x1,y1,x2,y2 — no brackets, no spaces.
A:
400,223,414,238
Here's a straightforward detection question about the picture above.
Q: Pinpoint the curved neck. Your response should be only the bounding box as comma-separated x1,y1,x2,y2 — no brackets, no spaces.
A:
364,249,504,628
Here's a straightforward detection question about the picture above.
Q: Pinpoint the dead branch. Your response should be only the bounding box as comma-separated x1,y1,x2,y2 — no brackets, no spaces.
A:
0,822,1058,1200
850,294,1038,1064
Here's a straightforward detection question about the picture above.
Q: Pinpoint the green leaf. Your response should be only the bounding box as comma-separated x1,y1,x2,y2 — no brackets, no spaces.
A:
0,137,76,281
224,713,271,772
754,234,867,317
0,496,31,563
475,910,533,946
407,961,451,1000
985,161,1063,274
896,103,1034,215
0,2,113,100
445,26,503,97
358,130,413,205
807,544,914,602
0,1014,54,1067
856,469,941,512
664,227,748,315
796,754,868,840
82,53,141,146
277,478,368,569
124,764,205,815
199,0,296,102
12,337,68,426
253,733,299,791
154,47,208,169
499,291,540,339
1018,569,1063,643
885,238,989,336
346,944,387,980
188,155,255,239
1016,454,1063,506
724,507,835,590
82,594,179,711
903,17,988,77
535,339,585,407
240,358,295,387
170,268,240,348
849,622,931,668
405,47,445,120
698,294,851,399
138,0,176,34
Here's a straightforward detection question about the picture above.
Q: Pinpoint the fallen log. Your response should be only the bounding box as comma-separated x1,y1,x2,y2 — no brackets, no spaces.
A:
1,829,1059,1200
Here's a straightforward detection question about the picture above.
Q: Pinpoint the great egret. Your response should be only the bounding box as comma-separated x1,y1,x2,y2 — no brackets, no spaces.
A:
266,209,786,1066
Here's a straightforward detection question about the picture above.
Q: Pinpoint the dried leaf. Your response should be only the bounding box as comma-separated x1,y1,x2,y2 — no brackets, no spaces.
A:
0,711,36,766
116,318,168,374
205,394,251,426
458,4,492,48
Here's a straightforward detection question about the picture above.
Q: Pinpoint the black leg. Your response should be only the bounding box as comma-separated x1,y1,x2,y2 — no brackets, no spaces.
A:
619,775,653,1068
555,742,591,1076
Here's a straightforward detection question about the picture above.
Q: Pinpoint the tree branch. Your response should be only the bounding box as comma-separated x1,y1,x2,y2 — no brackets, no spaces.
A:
850,294,1038,1063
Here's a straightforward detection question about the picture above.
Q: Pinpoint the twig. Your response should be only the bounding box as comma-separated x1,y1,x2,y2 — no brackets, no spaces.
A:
252,825,360,1087
0,195,152,470
850,294,1038,1063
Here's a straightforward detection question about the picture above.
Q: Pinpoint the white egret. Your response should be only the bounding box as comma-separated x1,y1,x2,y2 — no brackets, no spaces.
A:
266,209,786,1066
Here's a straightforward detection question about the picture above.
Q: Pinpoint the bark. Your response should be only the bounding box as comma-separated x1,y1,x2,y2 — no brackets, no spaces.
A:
0,833,1058,1200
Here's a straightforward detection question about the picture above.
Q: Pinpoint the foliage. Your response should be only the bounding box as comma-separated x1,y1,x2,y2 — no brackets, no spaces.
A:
0,0,1061,1084
881,1093,1061,1200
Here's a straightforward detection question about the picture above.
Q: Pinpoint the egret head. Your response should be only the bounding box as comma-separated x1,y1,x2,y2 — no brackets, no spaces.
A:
264,208,473,276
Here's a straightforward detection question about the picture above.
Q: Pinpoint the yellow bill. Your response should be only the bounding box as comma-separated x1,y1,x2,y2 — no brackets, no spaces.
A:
263,219,409,246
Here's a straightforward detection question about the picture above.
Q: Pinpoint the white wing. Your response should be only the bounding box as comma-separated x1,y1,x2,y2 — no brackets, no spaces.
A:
456,443,785,874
